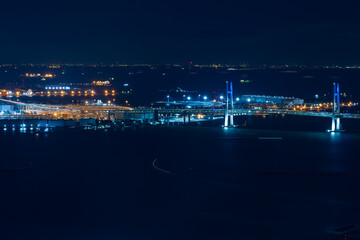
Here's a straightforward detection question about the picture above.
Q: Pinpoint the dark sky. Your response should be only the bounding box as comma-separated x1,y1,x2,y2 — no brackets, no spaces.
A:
0,0,359,65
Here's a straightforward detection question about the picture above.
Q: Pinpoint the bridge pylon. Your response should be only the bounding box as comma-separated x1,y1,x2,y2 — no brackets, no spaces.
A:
224,81,235,128
328,83,344,132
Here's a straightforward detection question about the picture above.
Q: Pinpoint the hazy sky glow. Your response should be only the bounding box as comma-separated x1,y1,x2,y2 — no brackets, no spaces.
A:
1,0,359,65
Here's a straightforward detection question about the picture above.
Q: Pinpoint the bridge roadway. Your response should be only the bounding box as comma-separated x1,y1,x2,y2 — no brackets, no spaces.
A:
1,98,360,120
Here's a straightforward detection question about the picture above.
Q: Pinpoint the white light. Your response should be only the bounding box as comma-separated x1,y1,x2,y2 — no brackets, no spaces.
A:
167,95,170,98
187,96,191,100
236,97,240,101
220,96,224,100
203,96,208,100
247,98,251,102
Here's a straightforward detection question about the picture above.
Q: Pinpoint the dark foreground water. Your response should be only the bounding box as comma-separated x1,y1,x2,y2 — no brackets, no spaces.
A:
1,116,360,240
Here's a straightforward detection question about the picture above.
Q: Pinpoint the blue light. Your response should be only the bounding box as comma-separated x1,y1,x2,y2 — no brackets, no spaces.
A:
203,96,208,100
187,96,191,100
236,97,240,101
220,96,224,100
247,98,251,102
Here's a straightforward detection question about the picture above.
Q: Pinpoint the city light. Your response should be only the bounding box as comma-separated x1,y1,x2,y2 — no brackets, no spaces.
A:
220,96,224,100
187,96,191,100
203,96,208,100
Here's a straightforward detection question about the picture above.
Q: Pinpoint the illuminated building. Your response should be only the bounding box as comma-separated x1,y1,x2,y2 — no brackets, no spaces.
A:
240,95,304,105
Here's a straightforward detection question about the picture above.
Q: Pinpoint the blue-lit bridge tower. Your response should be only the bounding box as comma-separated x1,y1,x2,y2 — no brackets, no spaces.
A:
224,81,235,127
328,83,343,132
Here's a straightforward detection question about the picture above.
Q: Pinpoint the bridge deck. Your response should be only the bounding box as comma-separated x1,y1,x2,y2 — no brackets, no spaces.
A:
1,98,360,120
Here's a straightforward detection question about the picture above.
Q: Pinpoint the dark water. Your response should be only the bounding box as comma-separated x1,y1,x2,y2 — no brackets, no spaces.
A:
1,116,360,239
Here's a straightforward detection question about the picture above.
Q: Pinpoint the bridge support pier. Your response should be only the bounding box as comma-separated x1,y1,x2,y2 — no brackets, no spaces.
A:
328,83,343,132
224,81,235,128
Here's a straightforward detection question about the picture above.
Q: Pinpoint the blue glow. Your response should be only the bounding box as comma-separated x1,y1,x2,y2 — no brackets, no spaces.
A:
220,96,224,100
187,96,191,100
203,96,208,100
236,97,240,101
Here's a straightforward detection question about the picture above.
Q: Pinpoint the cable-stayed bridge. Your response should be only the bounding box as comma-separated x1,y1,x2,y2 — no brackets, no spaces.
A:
1,82,359,131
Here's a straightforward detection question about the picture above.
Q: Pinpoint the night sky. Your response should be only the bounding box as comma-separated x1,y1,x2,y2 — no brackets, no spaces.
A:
1,0,359,65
